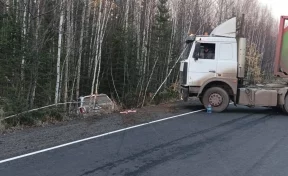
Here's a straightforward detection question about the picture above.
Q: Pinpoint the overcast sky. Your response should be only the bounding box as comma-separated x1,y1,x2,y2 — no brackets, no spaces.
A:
259,0,287,19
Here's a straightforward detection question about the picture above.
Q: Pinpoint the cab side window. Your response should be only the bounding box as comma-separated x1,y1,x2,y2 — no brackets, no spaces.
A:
199,43,215,59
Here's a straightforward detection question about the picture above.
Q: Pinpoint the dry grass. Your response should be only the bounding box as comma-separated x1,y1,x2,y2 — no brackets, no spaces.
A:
245,43,263,84
0,121,5,132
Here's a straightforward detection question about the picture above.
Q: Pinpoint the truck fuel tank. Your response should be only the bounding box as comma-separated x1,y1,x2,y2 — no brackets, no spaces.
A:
238,88,277,107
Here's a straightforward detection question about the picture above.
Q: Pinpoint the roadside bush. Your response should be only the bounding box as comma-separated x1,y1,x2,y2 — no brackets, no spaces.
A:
45,108,64,122
3,107,65,128
0,121,5,132
152,86,180,105
122,92,138,109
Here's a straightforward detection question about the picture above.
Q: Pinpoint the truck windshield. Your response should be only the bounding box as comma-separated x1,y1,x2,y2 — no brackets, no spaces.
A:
181,43,193,61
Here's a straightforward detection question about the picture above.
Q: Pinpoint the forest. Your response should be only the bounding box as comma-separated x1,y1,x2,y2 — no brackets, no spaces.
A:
0,0,279,118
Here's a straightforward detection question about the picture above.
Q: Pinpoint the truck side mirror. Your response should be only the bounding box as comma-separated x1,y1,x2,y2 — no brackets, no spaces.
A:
193,42,201,60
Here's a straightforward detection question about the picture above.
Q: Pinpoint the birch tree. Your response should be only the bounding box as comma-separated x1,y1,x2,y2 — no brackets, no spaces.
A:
55,0,64,104
76,0,88,100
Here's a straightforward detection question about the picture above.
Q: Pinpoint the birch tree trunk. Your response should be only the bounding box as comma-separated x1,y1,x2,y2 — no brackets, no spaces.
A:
137,0,152,104
95,1,112,94
76,0,87,100
91,0,103,96
20,0,28,92
122,0,130,97
29,0,41,108
55,0,64,104
64,0,72,110
88,6,97,77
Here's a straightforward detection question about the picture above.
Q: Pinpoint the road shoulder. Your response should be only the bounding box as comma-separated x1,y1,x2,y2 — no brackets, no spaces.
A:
0,100,203,160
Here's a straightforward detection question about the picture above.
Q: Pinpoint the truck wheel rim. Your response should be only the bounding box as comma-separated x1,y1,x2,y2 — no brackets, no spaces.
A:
209,93,223,107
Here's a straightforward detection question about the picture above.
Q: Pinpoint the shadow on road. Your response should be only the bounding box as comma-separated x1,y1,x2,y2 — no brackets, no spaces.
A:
224,105,287,116
172,100,288,117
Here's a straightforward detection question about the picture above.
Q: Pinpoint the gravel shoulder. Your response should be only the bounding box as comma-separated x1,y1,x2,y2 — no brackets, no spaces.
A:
0,100,203,160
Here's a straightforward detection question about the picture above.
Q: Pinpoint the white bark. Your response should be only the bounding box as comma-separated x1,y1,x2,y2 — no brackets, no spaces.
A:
124,0,130,30
138,0,152,103
91,0,103,96
76,0,87,99
88,6,97,76
142,56,159,107
15,0,19,23
110,65,121,103
134,1,141,73
21,0,27,85
55,1,64,104
64,0,72,109
122,0,130,96
95,3,109,95
166,19,176,83
6,0,9,11
30,0,41,108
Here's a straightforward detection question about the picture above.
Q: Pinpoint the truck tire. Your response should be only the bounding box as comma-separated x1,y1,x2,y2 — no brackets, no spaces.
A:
281,94,288,114
202,87,230,113
199,97,203,104
271,106,282,112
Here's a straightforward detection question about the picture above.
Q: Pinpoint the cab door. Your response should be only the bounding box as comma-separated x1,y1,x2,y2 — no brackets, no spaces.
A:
188,42,218,86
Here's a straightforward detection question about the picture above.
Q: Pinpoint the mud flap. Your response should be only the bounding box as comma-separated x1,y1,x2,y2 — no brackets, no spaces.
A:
181,87,189,102
278,88,288,114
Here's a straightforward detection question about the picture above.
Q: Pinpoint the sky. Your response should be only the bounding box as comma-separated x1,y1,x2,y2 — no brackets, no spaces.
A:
259,0,288,19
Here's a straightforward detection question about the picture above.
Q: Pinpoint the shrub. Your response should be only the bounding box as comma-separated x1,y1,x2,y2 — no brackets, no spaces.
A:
3,106,65,128
152,85,180,105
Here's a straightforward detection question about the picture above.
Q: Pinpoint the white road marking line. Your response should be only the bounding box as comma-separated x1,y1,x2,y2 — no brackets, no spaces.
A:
0,109,204,164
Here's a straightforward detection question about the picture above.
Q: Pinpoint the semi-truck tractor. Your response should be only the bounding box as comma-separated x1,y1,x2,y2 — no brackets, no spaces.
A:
180,15,288,113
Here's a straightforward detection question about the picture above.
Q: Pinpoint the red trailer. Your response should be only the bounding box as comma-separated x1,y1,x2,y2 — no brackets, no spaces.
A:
275,16,288,77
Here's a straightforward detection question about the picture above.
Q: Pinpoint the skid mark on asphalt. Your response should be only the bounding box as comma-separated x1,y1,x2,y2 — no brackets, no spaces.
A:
243,132,288,176
80,113,272,176
123,114,272,176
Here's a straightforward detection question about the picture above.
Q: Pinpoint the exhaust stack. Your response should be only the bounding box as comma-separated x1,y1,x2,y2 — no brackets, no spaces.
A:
238,38,247,78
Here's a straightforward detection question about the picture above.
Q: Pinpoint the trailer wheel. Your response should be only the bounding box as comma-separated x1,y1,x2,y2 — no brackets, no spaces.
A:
202,87,230,112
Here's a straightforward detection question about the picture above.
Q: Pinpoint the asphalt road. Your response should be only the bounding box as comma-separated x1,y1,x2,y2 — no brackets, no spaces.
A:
1,105,288,176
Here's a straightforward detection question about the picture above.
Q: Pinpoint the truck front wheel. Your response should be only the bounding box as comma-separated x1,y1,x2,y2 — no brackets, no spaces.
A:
202,87,230,113
199,97,203,104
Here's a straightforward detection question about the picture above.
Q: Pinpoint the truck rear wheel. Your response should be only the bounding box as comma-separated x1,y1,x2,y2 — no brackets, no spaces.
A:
281,94,288,114
202,87,230,112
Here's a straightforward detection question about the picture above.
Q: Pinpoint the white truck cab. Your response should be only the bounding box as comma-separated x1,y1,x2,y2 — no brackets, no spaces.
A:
180,17,249,112
180,15,288,113
181,36,238,88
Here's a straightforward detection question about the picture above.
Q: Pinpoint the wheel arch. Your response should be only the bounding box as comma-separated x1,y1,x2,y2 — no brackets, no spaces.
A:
198,80,237,101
